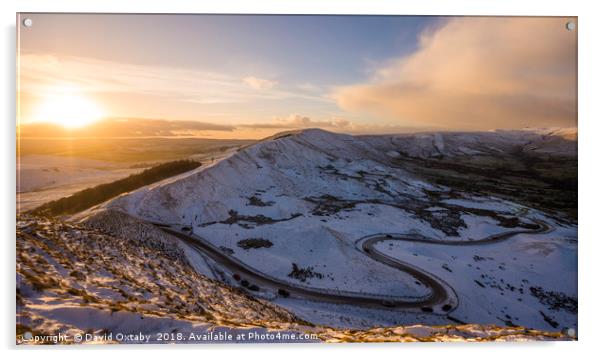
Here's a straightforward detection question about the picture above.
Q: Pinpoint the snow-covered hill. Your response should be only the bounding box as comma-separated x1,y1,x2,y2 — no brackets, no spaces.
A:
103,127,577,225
359,127,577,159
87,128,577,332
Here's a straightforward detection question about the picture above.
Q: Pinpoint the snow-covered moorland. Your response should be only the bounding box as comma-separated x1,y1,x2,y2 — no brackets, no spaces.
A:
16,215,302,342
89,128,577,333
17,215,571,343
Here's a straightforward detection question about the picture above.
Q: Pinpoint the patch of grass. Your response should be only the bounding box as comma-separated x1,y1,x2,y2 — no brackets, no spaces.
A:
288,263,324,283
247,196,275,207
237,238,273,250
20,270,60,292
395,153,577,220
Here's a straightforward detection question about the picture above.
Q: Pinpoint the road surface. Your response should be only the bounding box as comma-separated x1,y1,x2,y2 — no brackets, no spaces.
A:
155,218,551,315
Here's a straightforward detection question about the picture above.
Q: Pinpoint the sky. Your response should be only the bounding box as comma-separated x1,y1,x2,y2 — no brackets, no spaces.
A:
17,14,577,139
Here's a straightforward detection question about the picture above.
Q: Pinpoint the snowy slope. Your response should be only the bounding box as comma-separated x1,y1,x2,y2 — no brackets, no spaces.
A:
359,127,577,159
17,215,571,344
93,128,577,332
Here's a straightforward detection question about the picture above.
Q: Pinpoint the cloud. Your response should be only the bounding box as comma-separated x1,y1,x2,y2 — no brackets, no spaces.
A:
19,54,323,106
243,76,278,90
297,83,322,92
332,17,577,130
240,114,352,130
238,114,437,135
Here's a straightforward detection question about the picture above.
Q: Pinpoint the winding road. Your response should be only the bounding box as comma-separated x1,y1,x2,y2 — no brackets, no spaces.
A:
154,218,552,316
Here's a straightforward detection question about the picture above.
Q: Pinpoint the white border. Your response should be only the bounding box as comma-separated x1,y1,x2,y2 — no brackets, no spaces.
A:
2,1,600,357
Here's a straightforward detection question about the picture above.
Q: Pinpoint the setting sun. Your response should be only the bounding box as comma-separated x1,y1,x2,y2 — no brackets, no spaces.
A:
32,91,105,128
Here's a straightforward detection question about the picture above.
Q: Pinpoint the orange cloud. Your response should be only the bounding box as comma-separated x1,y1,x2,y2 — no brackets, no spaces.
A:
237,114,439,135
239,114,351,130
243,76,278,90
333,17,577,130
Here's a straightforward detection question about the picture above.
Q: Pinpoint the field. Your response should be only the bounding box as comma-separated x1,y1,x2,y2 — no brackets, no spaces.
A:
17,137,254,211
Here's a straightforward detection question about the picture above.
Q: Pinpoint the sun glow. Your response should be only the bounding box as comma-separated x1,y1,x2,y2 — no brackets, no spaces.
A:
32,90,105,128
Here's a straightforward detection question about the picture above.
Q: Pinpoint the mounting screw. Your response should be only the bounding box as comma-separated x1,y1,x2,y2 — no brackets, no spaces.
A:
22,18,33,28
567,328,576,337
566,21,575,31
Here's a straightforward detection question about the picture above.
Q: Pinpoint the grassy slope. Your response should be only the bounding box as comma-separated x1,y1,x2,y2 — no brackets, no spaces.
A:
16,213,570,344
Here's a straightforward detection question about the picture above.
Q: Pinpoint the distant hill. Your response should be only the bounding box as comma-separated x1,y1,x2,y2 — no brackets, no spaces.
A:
19,117,234,138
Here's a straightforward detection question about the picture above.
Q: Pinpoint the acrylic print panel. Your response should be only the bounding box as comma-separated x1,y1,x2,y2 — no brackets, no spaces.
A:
16,14,577,344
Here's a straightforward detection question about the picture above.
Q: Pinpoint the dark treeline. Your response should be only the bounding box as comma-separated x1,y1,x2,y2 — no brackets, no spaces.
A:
32,160,201,216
